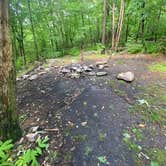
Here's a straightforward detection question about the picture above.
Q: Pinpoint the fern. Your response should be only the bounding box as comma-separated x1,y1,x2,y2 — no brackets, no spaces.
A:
0,140,14,165
0,136,49,166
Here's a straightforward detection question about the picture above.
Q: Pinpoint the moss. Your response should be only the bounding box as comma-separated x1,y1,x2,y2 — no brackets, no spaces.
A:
149,62,166,72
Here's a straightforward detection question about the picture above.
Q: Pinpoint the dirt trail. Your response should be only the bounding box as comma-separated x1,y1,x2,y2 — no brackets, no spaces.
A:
17,54,166,166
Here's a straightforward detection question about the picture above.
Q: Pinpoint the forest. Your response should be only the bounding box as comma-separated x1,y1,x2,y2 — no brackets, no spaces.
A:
0,0,166,166
9,0,165,69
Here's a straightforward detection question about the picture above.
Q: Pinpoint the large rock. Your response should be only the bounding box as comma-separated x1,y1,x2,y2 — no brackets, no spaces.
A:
117,71,135,82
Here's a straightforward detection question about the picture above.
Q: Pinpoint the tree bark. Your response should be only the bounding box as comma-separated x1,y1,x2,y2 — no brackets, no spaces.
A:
102,0,107,49
0,0,21,141
27,0,39,60
111,1,115,50
141,0,147,52
115,0,125,51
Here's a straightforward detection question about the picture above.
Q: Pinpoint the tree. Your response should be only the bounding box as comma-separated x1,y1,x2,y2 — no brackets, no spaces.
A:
111,0,115,50
101,0,107,53
115,0,125,50
0,0,21,141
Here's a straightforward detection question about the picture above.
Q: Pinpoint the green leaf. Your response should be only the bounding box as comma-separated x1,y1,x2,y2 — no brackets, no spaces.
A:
97,156,107,164
151,161,160,166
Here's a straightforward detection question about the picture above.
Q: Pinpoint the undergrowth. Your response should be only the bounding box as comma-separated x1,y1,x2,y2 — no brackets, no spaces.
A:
0,136,49,166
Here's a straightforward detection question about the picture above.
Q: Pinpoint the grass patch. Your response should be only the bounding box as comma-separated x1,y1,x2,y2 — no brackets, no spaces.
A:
149,62,166,72
16,61,41,77
129,84,166,125
146,148,166,166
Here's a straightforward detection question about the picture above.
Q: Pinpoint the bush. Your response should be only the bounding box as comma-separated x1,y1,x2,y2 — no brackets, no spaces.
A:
146,42,159,54
65,47,80,56
158,40,166,55
126,43,143,54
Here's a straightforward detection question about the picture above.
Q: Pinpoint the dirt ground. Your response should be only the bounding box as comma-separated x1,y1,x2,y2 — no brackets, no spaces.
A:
17,53,166,166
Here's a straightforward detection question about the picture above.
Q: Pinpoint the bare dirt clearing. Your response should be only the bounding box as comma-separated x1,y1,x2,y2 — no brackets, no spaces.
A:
17,54,166,166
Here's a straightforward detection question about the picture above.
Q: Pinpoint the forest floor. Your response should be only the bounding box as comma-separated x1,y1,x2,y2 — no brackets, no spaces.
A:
17,53,166,166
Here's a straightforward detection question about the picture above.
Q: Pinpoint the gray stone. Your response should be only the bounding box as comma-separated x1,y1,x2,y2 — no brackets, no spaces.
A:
96,71,107,76
70,73,80,79
26,133,38,142
29,74,38,81
87,72,96,76
22,74,29,80
96,61,107,66
117,71,135,82
30,126,39,133
61,68,70,74
83,66,92,72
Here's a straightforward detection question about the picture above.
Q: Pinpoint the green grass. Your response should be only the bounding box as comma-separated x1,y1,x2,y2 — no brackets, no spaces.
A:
149,62,166,72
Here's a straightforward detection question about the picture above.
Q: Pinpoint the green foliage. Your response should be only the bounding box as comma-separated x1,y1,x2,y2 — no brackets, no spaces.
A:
149,62,166,72
0,140,13,165
147,148,166,166
10,0,165,70
66,47,80,56
123,132,142,152
151,162,160,166
126,43,143,54
158,40,166,55
97,156,108,164
146,42,159,54
0,137,49,166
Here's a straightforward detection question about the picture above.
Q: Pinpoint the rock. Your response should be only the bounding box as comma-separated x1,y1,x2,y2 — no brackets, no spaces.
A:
76,68,82,73
70,66,78,71
83,66,92,72
81,121,88,127
61,68,70,74
29,74,38,81
117,71,135,82
98,65,105,70
87,72,96,76
96,61,107,66
16,77,21,81
38,71,47,75
96,71,107,76
70,73,80,79
22,74,29,80
89,64,94,69
30,126,39,133
26,133,38,142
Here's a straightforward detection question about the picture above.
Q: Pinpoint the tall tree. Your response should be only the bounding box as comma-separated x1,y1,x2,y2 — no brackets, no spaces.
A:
111,0,115,50
115,0,125,50
102,0,107,53
0,0,21,141
27,0,39,60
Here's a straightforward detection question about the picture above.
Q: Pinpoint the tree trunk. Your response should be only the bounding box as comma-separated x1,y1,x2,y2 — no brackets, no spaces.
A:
125,16,129,43
27,0,39,60
115,0,125,51
0,0,21,141
155,8,161,42
111,1,115,50
141,0,147,52
101,0,107,53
